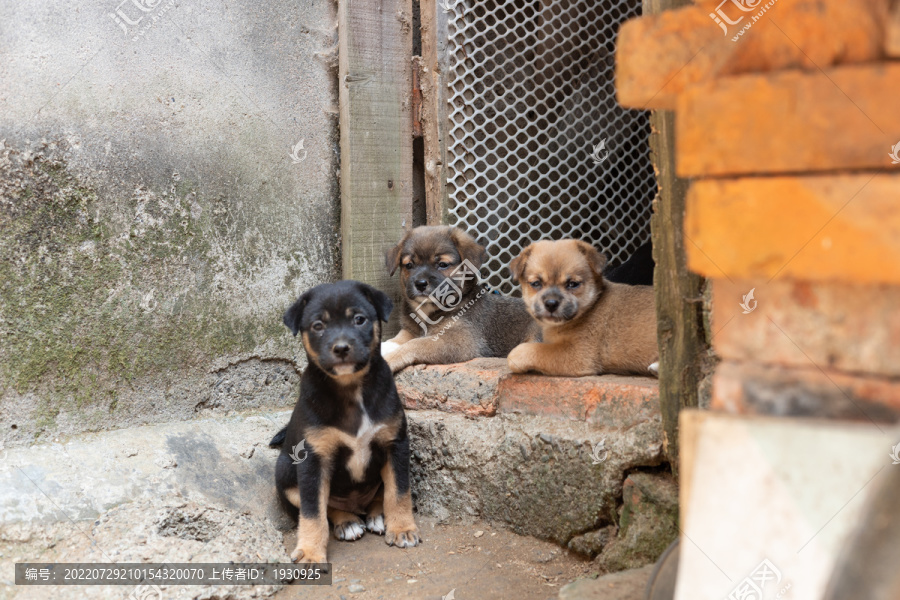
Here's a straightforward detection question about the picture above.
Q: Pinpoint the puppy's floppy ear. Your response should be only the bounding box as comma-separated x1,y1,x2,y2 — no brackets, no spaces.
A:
385,231,411,277
575,241,608,277
283,290,313,336
449,227,487,269
509,244,533,285
357,282,394,322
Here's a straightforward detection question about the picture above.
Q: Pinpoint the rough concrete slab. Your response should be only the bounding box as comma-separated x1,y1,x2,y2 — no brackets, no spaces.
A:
407,410,666,547
5,499,291,600
596,472,678,571
2,408,666,546
0,411,293,530
395,359,507,416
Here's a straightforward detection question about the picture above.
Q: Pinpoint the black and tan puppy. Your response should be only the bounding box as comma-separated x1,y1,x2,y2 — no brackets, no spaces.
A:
507,239,659,377
273,280,419,564
382,225,539,372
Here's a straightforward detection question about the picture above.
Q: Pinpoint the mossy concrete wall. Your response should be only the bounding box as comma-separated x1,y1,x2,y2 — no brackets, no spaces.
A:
0,1,341,445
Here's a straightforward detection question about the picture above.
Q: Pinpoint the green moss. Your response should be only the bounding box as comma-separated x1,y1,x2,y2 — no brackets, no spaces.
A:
0,154,284,419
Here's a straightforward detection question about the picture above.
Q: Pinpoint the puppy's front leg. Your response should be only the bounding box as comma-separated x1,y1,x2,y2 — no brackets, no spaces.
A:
291,453,331,563
385,328,416,346
507,341,596,377
384,324,479,372
382,328,416,356
365,489,386,535
381,423,420,548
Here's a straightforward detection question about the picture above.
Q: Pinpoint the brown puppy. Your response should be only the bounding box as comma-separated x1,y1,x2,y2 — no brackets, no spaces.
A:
382,226,539,372
507,239,658,377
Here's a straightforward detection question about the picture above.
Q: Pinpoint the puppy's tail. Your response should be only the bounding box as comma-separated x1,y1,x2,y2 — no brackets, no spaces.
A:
269,426,288,448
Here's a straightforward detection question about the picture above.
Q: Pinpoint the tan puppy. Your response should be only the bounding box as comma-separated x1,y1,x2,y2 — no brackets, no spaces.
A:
507,239,658,377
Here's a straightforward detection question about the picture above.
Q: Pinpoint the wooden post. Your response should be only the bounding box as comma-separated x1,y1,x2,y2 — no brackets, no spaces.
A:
418,0,451,225
645,0,706,477
339,0,414,334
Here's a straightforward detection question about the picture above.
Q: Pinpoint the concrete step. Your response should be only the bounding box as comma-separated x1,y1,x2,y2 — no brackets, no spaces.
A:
1,408,669,552
397,359,675,570
1,362,673,596
407,409,669,553
395,358,661,429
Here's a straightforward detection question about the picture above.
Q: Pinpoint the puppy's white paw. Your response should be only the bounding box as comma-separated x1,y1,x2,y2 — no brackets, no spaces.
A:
333,519,366,541
648,362,659,377
381,341,400,355
366,514,385,535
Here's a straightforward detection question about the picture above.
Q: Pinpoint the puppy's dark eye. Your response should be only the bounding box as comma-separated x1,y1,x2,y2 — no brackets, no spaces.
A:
436,261,450,270
310,321,325,333
530,280,542,290
566,280,582,290
354,315,367,326
404,262,415,270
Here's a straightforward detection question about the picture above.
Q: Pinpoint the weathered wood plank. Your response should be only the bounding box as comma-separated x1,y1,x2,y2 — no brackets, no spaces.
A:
645,0,707,477
418,0,451,225
339,0,414,334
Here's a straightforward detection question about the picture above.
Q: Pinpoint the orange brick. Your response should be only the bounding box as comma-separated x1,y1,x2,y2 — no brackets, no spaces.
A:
498,374,659,429
685,174,900,284
617,1,887,110
712,360,900,423
709,279,900,378
676,64,900,176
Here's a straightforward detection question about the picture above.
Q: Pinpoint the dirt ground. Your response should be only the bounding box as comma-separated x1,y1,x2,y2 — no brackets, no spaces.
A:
275,516,598,600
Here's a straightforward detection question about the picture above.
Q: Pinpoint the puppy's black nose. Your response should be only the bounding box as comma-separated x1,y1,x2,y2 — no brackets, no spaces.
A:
415,279,428,292
544,298,560,313
332,343,350,358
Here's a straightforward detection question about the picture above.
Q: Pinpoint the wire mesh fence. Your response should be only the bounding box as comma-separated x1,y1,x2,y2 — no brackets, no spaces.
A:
443,0,657,294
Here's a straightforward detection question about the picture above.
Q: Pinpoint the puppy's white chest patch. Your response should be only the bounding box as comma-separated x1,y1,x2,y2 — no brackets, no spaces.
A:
345,398,385,482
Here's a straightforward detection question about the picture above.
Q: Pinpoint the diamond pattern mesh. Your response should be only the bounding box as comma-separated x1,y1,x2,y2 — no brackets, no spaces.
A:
444,0,656,294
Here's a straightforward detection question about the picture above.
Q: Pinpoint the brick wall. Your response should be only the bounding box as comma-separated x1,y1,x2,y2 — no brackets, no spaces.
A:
618,0,900,424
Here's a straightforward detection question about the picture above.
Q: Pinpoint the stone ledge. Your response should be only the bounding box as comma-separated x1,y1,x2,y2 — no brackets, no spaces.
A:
394,358,507,416
499,373,660,429
408,409,667,549
1,407,668,571
395,358,660,427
